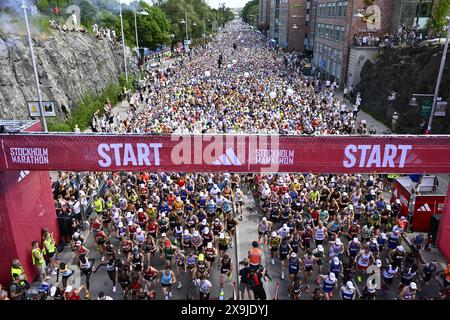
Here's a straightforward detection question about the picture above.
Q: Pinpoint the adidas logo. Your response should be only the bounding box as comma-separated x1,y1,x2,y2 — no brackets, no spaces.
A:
212,148,242,166
417,203,431,212
18,170,30,182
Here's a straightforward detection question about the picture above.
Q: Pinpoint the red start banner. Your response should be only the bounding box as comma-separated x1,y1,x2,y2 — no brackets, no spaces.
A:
1,134,450,173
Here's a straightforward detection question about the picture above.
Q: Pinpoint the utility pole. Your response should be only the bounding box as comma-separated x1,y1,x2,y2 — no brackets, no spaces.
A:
119,2,128,83
427,16,450,133
22,0,47,132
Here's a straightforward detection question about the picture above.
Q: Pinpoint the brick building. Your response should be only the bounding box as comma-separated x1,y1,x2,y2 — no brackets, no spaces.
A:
312,0,394,84
259,0,272,36
266,0,311,51
288,0,312,51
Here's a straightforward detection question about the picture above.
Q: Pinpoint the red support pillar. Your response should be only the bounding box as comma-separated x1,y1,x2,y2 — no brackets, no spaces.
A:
437,182,450,261
0,122,58,285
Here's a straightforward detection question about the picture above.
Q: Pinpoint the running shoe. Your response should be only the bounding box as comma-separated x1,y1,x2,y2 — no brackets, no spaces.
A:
281,272,284,280
305,285,310,293
169,292,173,298
271,258,275,265
101,256,105,262
177,282,183,289
51,271,57,276
165,294,169,300
113,286,116,292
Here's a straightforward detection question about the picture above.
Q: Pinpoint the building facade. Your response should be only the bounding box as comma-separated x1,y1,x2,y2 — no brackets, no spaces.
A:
312,0,394,84
287,0,312,51
267,0,311,51
259,0,272,36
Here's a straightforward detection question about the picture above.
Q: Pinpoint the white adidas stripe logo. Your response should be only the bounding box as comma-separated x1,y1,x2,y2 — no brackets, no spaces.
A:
18,170,30,182
212,148,242,166
417,203,431,212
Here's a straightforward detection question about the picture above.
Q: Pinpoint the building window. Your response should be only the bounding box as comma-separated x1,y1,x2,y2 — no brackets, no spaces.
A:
336,1,348,18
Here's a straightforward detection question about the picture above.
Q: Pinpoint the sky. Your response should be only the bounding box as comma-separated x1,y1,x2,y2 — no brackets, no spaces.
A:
121,0,247,9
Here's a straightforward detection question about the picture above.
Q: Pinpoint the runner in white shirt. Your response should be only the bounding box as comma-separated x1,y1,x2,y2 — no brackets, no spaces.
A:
195,276,213,300
234,188,244,219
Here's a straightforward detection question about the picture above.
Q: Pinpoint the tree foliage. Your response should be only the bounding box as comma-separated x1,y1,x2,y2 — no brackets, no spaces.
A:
427,0,450,36
241,0,259,27
35,0,233,48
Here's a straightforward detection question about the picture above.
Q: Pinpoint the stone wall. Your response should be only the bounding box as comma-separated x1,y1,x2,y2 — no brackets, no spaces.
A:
0,31,123,120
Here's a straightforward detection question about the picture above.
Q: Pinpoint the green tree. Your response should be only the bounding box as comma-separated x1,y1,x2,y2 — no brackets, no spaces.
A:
427,0,450,36
241,0,259,27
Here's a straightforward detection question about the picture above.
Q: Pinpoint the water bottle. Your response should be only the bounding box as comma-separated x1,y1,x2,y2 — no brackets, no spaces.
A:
219,288,225,300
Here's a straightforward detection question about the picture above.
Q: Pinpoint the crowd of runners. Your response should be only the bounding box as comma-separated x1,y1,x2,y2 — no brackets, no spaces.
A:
2,20,450,301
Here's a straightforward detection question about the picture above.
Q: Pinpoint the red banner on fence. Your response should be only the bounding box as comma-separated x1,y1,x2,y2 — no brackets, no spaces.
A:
1,134,450,173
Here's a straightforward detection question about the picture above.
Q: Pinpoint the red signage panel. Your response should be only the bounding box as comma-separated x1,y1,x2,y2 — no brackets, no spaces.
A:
1,134,450,173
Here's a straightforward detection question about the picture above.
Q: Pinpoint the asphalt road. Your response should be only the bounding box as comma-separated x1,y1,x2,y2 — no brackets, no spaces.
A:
234,188,444,300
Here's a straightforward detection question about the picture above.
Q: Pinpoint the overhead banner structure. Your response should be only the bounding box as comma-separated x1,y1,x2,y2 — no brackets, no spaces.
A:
1,134,450,173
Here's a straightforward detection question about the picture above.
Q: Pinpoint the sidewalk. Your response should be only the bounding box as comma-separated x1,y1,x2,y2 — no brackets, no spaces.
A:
335,91,390,133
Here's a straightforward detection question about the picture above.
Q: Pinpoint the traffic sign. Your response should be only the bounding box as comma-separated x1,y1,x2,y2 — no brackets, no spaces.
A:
421,99,432,117
435,101,447,117
27,101,56,117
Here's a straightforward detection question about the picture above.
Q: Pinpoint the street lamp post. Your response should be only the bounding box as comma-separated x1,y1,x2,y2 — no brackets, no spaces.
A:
427,16,450,133
22,0,47,132
119,2,128,83
185,9,189,45
134,8,149,56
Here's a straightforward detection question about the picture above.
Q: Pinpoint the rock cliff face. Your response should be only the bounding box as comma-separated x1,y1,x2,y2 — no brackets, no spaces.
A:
0,31,123,120
357,45,450,134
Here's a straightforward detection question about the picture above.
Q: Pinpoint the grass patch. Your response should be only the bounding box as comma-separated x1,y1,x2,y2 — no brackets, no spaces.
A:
48,73,136,132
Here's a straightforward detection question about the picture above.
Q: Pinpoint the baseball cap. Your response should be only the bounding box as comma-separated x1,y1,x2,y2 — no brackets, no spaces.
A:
381,232,387,239
184,230,189,235
207,242,213,249
396,199,401,204
397,245,404,252
335,238,342,245
410,282,417,290
136,227,142,233
346,281,354,289
370,190,375,195
128,220,133,226
75,240,81,246
138,208,143,212
291,252,297,258
333,257,339,264
317,245,324,252
193,230,199,236
271,231,277,237
262,217,267,222
165,239,171,248
202,219,207,225
204,227,210,234
352,238,359,243
219,233,225,239
65,285,73,293
329,272,336,281
386,205,391,210
161,232,166,237
198,253,205,261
